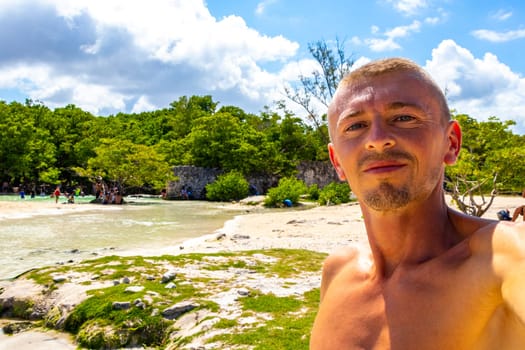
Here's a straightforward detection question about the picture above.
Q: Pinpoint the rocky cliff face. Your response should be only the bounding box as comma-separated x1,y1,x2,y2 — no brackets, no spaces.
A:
168,161,340,199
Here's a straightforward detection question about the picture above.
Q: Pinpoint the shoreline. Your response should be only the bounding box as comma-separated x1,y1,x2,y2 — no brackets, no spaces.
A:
1,195,523,255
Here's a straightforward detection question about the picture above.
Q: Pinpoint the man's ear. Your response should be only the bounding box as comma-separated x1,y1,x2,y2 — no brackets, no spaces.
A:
444,120,462,165
328,143,347,181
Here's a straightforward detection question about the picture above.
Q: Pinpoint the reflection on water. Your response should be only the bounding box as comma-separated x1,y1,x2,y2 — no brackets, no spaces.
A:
0,197,239,279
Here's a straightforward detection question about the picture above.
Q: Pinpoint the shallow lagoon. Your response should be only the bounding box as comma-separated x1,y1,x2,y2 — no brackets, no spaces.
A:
0,195,239,279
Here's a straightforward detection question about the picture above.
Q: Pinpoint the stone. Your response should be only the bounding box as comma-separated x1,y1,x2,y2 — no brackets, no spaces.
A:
52,276,67,283
161,270,177,283
237,288,250,296
232,234,250,240
113,302,131,310
124,286,144,293
162,301,198,319
165,282,176,289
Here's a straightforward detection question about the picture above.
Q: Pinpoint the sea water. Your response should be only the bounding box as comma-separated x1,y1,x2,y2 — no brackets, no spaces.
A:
0,196,239,279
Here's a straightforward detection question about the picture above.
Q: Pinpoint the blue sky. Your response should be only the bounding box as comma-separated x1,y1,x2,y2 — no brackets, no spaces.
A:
1,0,525,133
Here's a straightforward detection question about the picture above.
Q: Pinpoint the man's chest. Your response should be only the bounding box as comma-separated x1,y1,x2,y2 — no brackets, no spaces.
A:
314,266,502,349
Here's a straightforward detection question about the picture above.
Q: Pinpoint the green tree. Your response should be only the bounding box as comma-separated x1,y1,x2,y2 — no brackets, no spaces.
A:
447,114,525,193
205,171,249,201
285,38,354,140
77,139,174,192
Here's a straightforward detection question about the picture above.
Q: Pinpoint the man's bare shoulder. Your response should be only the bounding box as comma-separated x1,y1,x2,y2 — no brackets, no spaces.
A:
468,219,525,254
320,244,371,300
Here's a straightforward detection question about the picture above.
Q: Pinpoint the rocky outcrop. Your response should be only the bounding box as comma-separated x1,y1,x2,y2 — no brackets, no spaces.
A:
0,247,325,349
168,161,340,199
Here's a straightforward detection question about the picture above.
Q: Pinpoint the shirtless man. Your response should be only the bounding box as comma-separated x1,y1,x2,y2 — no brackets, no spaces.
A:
310,58,525,349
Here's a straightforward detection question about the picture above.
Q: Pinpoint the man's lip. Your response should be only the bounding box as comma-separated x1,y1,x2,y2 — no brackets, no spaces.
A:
363,161,406,173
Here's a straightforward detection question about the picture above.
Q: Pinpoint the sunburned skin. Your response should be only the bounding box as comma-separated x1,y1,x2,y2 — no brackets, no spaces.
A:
310,58,525,350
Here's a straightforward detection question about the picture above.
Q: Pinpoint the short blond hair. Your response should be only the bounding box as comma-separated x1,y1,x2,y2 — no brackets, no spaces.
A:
336,57,450,122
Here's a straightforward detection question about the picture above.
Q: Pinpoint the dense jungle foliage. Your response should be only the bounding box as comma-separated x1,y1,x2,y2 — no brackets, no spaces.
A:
0,97,524,196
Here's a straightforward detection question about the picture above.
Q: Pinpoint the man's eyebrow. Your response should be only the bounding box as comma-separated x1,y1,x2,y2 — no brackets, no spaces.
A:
387,101,424,112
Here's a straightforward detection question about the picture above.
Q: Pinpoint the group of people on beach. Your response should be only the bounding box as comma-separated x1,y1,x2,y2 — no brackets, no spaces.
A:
51,186,85,204
93,181,123,204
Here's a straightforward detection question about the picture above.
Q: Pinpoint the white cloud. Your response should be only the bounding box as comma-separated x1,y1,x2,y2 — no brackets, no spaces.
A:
425,39,525,132
387,0,428,16
364,20,421,52
491,9,513,21
471,28,525,43
131,96,156,114
255,0,277,16
0,0,299,115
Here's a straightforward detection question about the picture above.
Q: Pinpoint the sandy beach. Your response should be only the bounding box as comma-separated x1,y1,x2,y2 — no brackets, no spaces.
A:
177,194,525,256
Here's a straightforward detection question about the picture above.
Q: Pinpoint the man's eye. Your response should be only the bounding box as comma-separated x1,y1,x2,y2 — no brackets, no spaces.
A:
394,115,415,122
345,122,367,131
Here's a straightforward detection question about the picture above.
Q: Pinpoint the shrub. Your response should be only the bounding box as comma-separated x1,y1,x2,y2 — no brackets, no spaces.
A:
318,182,352,205
264,177,307,207
307,184,320,201
206,171,249,201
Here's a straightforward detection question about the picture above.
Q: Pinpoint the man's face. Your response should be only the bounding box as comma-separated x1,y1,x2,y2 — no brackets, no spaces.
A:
328,71,459,212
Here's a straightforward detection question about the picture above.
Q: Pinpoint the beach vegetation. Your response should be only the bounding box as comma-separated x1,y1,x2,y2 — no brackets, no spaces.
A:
209,288,320,350
318,181,353,205
307,183,320,201
205,171,249,201
5,249,326,349
264,177,308,207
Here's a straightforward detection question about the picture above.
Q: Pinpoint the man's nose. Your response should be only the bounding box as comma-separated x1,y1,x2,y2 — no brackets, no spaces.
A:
365,121,395,151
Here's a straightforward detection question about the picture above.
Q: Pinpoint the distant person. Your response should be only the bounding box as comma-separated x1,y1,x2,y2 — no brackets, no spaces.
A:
513,205,525,222
512,189,525,222
310,58,525,349
53,186,61,204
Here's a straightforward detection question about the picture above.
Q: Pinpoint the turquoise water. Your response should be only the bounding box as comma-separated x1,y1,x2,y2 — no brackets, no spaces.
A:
0,196,240,279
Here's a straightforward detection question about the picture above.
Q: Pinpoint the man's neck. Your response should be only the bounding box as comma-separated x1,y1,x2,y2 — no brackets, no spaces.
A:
361,192,462,278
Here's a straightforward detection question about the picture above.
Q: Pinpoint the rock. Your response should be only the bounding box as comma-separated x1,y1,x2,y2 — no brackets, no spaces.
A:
237,288,250,296
162,301,198,319
216,233,226,240
121,277,131,284
124,286,144,293
161,271,177,283
286,219,306,224
232,234,250,240
112,302,131,310
165,282,176,289
145,274,155,281
52,276,67,283
2,321,33,334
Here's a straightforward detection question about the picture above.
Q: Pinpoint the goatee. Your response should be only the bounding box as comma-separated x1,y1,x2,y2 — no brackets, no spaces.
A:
363,182,410,211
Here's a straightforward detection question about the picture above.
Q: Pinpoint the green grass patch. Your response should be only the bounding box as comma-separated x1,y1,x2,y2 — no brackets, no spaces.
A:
19,248,326,349
211,288,321,350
